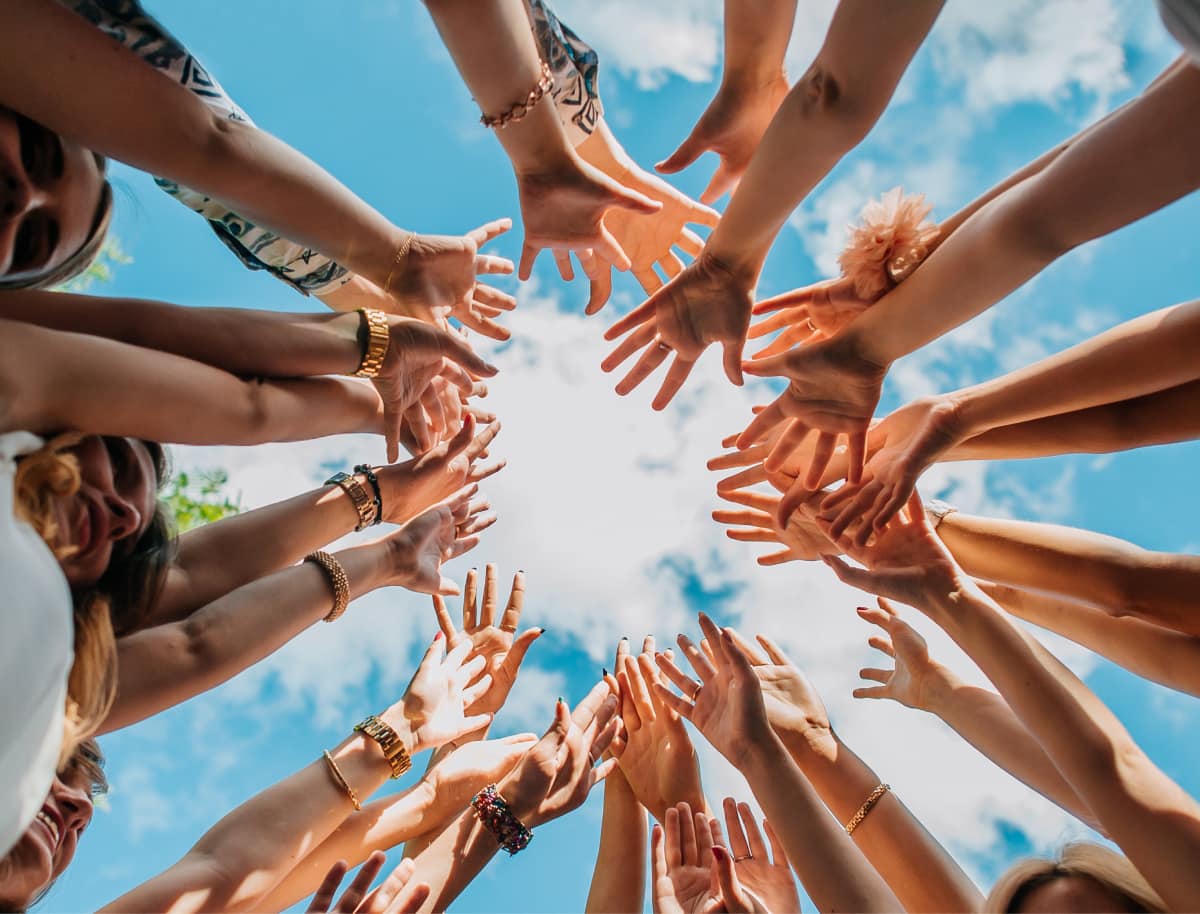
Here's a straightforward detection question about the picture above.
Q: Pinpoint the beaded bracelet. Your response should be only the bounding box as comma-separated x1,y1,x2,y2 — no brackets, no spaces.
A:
471,784,533,855
305,551,350,622
353,464,384,525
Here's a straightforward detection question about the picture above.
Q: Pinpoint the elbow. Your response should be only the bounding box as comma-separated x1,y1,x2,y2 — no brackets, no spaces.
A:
229,379,278,445
789,63,880,148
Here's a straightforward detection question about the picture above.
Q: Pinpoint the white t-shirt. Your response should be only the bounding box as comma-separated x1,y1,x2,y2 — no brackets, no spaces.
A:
0,432,73,858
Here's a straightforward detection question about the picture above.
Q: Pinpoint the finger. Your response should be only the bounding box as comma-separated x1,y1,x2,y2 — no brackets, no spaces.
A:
711,508,773,528
804,432,837,490
721,340,745,387
677,633,717,682
455,512,495,538
462,673,495,708
626,653,657,724
518,242,540,282
763,817,788,867
432,595,458,641
654,651,698,697
496,570,526,633
553,249,575,282
859,667,892,684
384,881,430,914
821,554,875,592
677,802,699,866
754,633,795,668
717,487,778,513
591,223,635,273
906,489,928,524
473,283,518,311
658,251,685,280
675,227,704,258
867,635,896,658
695,809,714,861
846,430,869,484
479,563,499,627
604,296,657,341
473,252,514,276
466,217,513,247
655,132,707,174
665,805,683,869
754,286,818,315
499,626,542,686
736,400,787,450
699,161,736,205
455,308,512,342
617,668,642,732
726,528,776,544
711,845,752,914
696,613,729,669
652,354,696,410
601,323,657,373
633,265,664,297
746,308,803,338
465,419,500,461
615,340,671,396
653,680,693,720
651,822,669,884
462,567,479,630
307,861,347,912
716,466,770,494
764,421,811,473
737,802,768,859
723,797,751,859
585,266,614,316
336,851,386,912
708,443,766,471
431,326,500,380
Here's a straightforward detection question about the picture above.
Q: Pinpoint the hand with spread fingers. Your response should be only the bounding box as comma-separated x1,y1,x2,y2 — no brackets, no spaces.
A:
419,733,539,827
575,125,720,313
737,334,889,488
602,253,753,411
854,599,949,712
374,317,499,462
716,798,802,914
712,485,839,565
655,73,791,205
497,682,621,828
357,858,432,914
376,485,494,595
651,802,767,914
376,415,505,525
817,396,964,544
654,613,775,769
608,637,707,822
819,492,969,617
306,852,388,914
432,565,544,717
747,276,876,358
400,633,496,754
389,219,517,341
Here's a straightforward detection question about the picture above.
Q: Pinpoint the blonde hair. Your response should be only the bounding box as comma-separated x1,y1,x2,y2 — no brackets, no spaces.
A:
986,843,1165,913
12,435,117,766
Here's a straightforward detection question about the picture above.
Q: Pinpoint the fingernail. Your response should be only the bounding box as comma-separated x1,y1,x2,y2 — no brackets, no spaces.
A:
602,667,609,677
711,845,728,861
620,636,629,642
434,631,444,641
556,696,564,704
539,627,547,635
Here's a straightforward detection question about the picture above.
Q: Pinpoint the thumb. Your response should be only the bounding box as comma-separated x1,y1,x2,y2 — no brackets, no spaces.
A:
432,326,499,378
741,349,792,377
606,178,663,216
722,339,745,386
711,846,754,913
501,627,543,681
655,130,708,174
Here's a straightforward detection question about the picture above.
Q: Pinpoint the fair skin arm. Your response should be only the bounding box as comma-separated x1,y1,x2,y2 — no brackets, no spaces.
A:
103,488,489,733
823,496,1200,913
853,599,1103,833
656,614,902,913
0,319,382,444
725,627,983,912
937,511,1200,636
100,636,494,914
982,581,1200,700
585,767,647,914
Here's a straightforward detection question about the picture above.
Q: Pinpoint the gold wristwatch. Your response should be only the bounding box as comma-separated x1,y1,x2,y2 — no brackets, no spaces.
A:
353,714,412,778
352,308,390,379
325,472,377,530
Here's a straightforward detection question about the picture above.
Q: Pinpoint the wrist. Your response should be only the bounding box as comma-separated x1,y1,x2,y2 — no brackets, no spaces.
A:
918,663,964,715
704,234,766,285
738,728,794,784
375,707,419,757
775,720,839,770
837,321,894,375
330,311,367,374
719,66,787,98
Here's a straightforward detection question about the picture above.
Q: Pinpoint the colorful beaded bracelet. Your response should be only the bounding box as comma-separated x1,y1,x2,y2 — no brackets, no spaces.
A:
471,784,533,855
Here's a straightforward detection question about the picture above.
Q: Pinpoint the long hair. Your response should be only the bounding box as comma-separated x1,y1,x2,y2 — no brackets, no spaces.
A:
13,436,173,761
985,843,1166,913
0,154,113,291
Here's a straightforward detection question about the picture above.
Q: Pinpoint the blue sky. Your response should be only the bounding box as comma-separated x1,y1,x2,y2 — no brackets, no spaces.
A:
46,1,1200,911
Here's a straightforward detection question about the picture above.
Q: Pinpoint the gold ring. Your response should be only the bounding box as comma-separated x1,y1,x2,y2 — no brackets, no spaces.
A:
733,854,753,862
500,624,518,633
805,318,817,333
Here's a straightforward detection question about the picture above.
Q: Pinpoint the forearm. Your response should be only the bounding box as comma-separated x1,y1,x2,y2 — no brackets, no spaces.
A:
742,735,902,913
256,782,438,912
100,733,397,914
707,0,942,277
408,807,501,914
422,0,574,174
719,0,796,91
585,769,647,914
984,582,1200,700
0,290,363,377
777,727,980,912
0,321,382,444
913,662,1102,831
104,542,392,734
946,380,1200,460
939,511,1200,634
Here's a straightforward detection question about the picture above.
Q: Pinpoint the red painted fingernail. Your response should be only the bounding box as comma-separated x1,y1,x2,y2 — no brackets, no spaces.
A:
434,631,444,641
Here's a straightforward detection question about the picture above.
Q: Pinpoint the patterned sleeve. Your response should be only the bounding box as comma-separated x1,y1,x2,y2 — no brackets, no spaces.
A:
529,0,605,146
68,0,351,296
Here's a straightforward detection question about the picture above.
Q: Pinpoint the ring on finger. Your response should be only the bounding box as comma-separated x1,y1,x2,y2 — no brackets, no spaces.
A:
733,854,753,862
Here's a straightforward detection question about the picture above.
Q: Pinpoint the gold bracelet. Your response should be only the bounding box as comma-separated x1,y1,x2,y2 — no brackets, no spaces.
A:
305,550,350,622
845,783,891,835
325,471,377,530
354,714,412,779
323,750,362,810
384,231,415,295
352,308,390,379
480,60,553,129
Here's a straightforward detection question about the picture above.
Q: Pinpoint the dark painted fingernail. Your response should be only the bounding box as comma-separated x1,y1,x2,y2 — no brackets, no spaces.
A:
539,627,547,634
602,667,609,676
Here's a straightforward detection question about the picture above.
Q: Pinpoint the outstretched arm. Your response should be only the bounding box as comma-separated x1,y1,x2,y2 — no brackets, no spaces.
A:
938,510,1200,636
982,582,1200,700
0,319,381,444
585,767,647,914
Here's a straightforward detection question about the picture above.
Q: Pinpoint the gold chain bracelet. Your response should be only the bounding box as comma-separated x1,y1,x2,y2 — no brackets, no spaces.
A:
480,60,553,129
845,783,891,835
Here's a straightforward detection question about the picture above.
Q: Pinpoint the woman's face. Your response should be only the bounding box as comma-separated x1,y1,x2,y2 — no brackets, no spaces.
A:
0,106,105,284
0,771,94,910
53,436,157,587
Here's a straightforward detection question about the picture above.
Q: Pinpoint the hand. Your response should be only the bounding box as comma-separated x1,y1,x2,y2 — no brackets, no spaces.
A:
358,858,431,914
498,681,620,828
515,156,662,282
654,613,775,769
608,637,706,822
376,415,505,525
854,598,953,712
819,492,969,618
375,485,494,595
737,334,889,489
306,852,386,913
715,798,802,914
391,219,518,342
391,633,495,754
651,803,723,914
375,317,499,462
432,565,543,717
817,395,965,544
576,132,720,313
747,276,876,358
602,252,753,410
656,75,790,204
420,733,538,825
712,486,839,565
